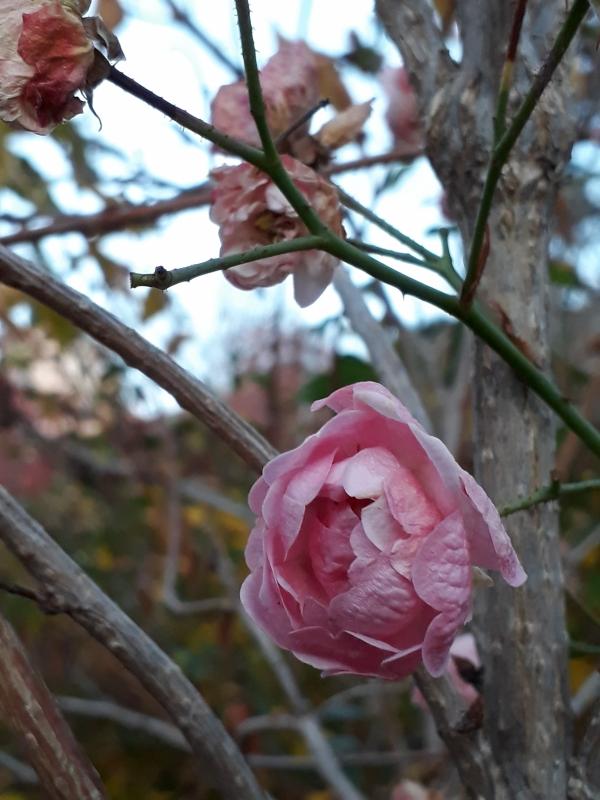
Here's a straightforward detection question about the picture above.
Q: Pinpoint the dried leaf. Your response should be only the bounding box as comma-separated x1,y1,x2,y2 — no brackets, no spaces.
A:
315,100,372,150
98,0,123,30
314,53,352,111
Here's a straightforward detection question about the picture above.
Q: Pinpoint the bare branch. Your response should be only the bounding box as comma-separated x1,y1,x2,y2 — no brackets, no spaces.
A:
0,245,276,473
333,267,432,429
58,696,188,752
0,487,265,800
0,751,37,785
0,612,106,799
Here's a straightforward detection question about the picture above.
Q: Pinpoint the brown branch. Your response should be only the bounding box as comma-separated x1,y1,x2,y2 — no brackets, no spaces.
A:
0,151,415,247
0,611,106,799
0,486,265,800
0,184,212,246
0,245,276,473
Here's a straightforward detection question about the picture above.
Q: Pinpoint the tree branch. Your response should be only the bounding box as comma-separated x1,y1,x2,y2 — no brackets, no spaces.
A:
0,486,265,800
0,244,276,473
0,611,106,799
500,478,600,516
130,235,326,289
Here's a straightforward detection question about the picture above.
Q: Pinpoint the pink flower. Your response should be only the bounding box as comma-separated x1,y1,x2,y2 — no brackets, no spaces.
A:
210,155,343,307
0,0,94,133
211,40,319,147
380,67,423,153
241,382,526,679
392,780,443,800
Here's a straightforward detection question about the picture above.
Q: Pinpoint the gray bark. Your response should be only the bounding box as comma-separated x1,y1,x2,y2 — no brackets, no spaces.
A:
377,1,580,797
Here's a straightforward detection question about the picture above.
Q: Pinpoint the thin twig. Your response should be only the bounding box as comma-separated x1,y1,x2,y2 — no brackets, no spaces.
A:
164,0,243,77
494,0,529,140
0,487,265,800
130,235,325,289
275,98,330,147
500,478,600,517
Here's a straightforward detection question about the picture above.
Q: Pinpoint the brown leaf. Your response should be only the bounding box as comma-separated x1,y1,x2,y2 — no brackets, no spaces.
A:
314,53,352,111
315,100,372,150
98,0,123,30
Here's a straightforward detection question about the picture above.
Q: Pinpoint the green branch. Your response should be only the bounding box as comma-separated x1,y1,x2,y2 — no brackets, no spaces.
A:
109,2,600,461
319,232,600,459
461,0,590,307
500,478,600,517
129,236,326,289
494,0,528,140
107,66,267,169
337,188,439,263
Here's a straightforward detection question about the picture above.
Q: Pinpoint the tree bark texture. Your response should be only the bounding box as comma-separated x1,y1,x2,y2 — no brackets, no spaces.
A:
0,612,106,799
377,1,578,797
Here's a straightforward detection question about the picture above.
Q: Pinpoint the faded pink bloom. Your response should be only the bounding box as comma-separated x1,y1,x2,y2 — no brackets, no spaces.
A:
380,66,423,152
0,0,94,133
210,155,342,307
241,382,525,679
211,39,319,147
412,632,481,709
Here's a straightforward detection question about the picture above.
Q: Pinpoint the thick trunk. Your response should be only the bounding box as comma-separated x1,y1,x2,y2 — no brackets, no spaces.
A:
377,1,577,796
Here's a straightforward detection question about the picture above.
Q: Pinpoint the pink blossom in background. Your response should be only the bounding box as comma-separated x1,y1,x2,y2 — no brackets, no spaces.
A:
0,0,93,133
210,39,319,148
241,382,525,680
210,155,343,307
380,66,423,153
412,632,481,709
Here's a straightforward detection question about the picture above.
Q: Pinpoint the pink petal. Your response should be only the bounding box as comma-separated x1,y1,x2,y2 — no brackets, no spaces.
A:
411,512,471,612
328,557,421,637
244,519,266,570
340,446,400,499
460,470,527,587
383,467,442,536
286,626,388,676
421,610,467,677
360,495,403,551
307,505,355,596
248,477,268,516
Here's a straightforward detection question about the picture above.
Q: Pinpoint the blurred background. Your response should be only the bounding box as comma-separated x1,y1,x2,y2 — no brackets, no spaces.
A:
0,1,598,797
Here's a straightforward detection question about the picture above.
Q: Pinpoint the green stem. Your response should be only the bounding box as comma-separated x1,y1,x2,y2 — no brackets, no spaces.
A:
320,232,600,460
347,239,431,269
494,0,528,140
500,478,600,517
107,67,267,169
337,187,439,263
129,236,326,289
461,0,590,307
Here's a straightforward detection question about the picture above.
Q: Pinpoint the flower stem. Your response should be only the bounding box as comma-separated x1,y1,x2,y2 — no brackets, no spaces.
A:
106,66,267,168
500,478,600,517
130,236,326,289
320,232,600,460
461,0,589,308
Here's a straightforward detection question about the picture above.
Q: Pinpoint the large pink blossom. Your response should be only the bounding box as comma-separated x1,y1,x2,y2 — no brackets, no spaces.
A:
0,0,94,133
380,66,423,152
210,155,342,307
241,382,525,679
211,40,319,147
